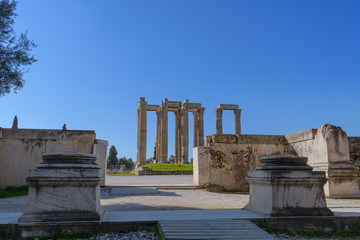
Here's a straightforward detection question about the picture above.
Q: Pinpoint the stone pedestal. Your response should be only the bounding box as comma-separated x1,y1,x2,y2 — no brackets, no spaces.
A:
18,153,103,223
313,124,360,198
245,156,333,216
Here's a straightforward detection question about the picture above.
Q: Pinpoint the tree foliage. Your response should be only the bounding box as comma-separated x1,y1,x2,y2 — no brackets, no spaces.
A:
168,155,175,164
11,114,17,128
118,156,135,171
107,145,118,170
0,0,37,97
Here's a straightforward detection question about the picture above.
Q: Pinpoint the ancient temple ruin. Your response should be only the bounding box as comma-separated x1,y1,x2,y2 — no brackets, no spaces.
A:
137,97,205,166
215,104,241,135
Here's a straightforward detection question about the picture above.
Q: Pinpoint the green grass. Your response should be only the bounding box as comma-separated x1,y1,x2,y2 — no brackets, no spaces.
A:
106,172,136,176
152,224,163,240
257,219,360,238
25,230,95,240
142,163,193,172
0,186,28,198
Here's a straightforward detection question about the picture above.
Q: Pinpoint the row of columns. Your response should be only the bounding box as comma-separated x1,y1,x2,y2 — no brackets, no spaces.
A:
137,98,205,166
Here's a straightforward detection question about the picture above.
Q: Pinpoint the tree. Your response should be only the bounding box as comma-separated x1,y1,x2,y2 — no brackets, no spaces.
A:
0,0,37,97
62,123,67,130
119,156,135,171
11,115,17,128
107,145,118,171
168,155,175,164
153,143,156,160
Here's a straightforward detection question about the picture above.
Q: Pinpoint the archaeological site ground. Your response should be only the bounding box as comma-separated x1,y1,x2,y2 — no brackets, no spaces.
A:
0,97,360,239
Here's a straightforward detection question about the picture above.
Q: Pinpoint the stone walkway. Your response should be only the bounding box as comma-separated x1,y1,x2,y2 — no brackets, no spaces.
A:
1,175,360,213
159,219,274,239
1,174,360,240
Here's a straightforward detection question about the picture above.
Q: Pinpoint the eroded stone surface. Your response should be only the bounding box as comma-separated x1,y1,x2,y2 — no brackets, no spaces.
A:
18,153,103,223
245,156,332,216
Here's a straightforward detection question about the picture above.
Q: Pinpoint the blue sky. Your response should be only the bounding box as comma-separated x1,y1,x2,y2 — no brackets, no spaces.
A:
1,0,359,160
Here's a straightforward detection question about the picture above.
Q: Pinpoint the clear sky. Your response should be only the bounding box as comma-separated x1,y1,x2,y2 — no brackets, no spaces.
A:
1,0,359,160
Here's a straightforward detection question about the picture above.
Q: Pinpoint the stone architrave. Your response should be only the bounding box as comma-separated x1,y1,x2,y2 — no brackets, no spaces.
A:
136,97,147,166
245,156,333,216
180,100,189,163
234,109,241,135
215,108,223,135
18,153,103,222
160,98,168,163
313,124,360,198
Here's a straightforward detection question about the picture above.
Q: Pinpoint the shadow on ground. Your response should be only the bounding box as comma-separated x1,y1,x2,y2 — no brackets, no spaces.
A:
101,187,180,199
102,202,202,211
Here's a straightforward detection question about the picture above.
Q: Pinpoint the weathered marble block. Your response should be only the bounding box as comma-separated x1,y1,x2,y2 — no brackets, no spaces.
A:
245,156,333,216
18,153,103,223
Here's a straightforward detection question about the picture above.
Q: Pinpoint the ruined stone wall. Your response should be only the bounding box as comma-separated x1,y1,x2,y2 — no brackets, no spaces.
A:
349,137,360,166
285,129,317,165
194,134,295,191
0,128,107,189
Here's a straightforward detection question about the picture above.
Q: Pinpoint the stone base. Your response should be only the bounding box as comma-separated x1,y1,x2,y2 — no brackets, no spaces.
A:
245,156,333,217
245,170,333,216
18,209,103,223
270,207,333,217
327,177,360,199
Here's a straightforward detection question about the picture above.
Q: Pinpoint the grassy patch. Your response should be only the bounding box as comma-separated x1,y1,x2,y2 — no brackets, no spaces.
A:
142,164,193,172
25,230,95,240
0,186,29,199
106,172,136,176
257,219,360,238
152,224,163,240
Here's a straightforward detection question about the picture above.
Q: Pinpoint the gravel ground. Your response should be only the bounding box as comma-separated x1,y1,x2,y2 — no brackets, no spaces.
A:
90,230,157,240
101,188,248,211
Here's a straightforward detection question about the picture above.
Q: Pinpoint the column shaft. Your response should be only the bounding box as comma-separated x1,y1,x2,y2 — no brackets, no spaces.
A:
215,108,223,134
198,107,205,146
193,111,200,148
160,99,168,163
136,98,147,166
234,109,241,135
156,110,161,163
174,111,181,163
180,100,189,164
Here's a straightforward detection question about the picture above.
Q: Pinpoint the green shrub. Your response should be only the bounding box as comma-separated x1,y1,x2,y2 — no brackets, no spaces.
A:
142,164,193,172
106,172,136,176
0,186,29,198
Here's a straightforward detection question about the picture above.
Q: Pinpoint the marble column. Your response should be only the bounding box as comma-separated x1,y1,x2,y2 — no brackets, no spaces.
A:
193,110,200,148
180,100,189,164
156,109,161,163
160,98,168,163
198,107,205,146
215,108,223,135
234,109,241,135
136,97,147,167
174,110,181,164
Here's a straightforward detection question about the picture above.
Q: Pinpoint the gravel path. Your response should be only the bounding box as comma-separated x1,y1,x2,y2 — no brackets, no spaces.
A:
105,175,193,186
101,188,248,211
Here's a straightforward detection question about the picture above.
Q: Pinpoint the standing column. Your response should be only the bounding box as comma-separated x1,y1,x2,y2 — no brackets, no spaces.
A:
234,109,241,135
155,109,161,163
160,98,168,163
215,108,223,134
198,107,205,146
180,100,189,164
136,97,147,167
174,110,181,164
193,110,199,148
